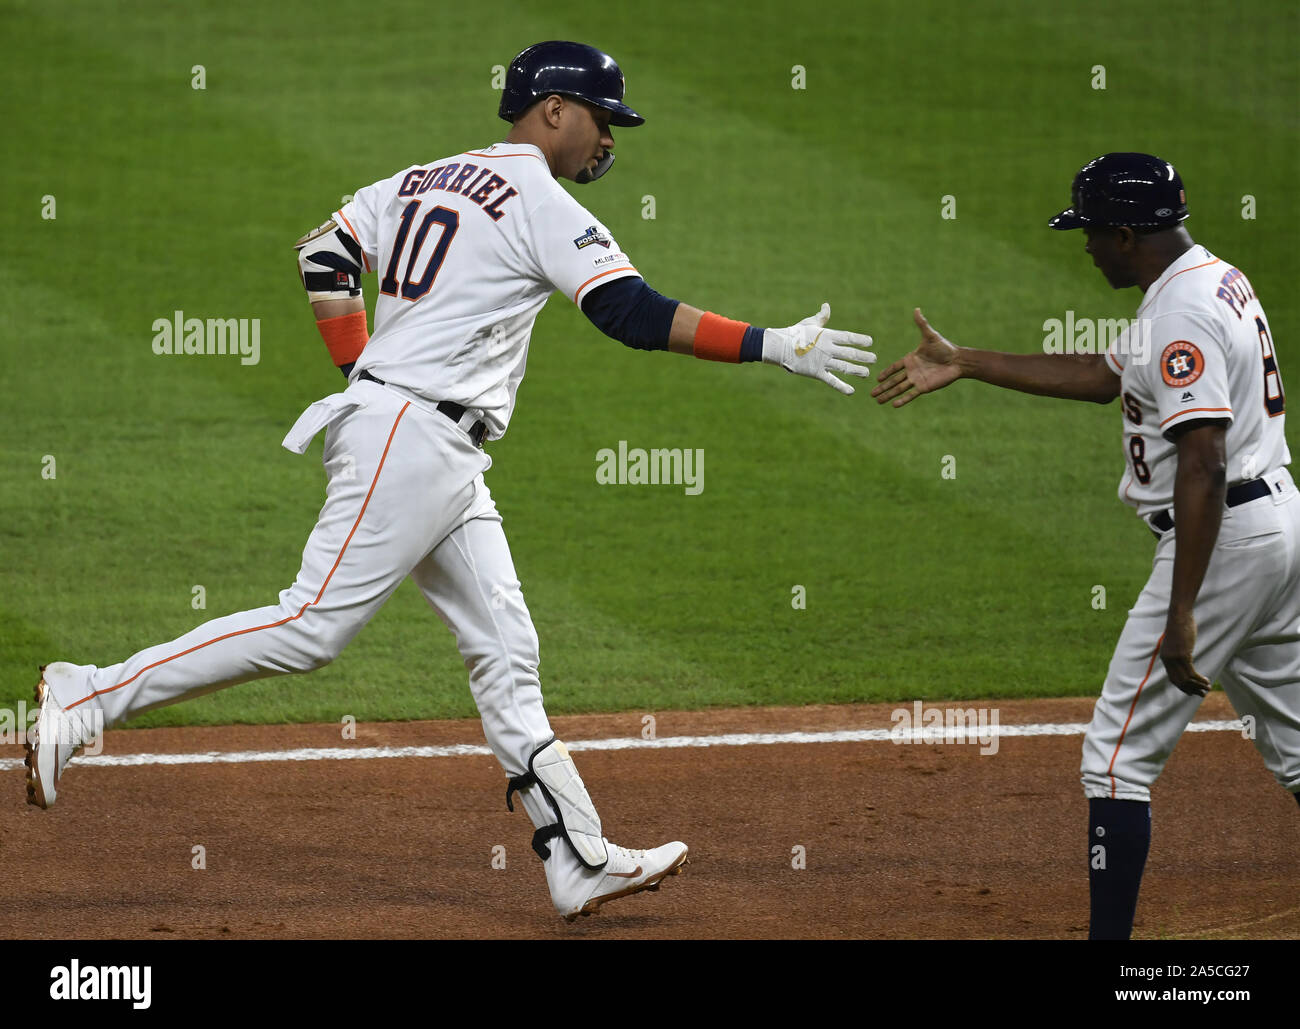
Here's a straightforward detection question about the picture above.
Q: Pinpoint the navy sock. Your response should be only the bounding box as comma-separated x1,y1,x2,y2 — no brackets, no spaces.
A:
1088,797,1151,940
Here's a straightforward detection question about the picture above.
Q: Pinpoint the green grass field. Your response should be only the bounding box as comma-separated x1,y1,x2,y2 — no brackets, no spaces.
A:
1,0,1295,726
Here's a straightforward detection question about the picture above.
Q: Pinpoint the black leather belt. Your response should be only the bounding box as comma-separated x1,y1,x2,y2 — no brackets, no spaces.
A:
358,369,487,448
1149,477,1271,536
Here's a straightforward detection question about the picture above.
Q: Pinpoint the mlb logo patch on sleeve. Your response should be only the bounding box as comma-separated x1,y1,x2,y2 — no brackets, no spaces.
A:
1161,341,1204,387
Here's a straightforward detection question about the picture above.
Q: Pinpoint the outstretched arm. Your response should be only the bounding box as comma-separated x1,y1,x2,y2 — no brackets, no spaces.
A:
871,308,1120,407
582,278,876,395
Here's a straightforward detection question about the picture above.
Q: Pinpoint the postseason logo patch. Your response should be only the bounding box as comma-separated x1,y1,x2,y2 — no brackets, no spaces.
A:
573,225,612,250
1160,341,1204,387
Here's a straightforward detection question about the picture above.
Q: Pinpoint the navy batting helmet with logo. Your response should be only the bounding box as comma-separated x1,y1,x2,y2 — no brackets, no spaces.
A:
1049,153,1188,231
498,41,644,127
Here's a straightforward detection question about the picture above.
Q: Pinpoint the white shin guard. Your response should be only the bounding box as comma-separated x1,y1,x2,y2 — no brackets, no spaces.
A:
506,739,609,870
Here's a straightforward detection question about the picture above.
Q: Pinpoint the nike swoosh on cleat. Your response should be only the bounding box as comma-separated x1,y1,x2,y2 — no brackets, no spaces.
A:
606,866,643,879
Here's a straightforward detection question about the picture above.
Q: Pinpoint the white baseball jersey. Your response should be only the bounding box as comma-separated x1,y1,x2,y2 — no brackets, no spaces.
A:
1084,245,1300,807
42,122,684,922
1105,245,1291,518
333,142,641,438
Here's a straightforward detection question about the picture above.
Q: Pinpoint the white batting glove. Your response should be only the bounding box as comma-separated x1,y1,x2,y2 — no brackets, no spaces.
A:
762,303,876,395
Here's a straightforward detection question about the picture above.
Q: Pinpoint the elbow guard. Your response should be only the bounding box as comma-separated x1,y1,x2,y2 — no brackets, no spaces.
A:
294,219,365,302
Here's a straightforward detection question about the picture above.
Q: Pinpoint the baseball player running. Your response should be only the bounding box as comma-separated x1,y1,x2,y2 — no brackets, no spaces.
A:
25,41,875,922
871,153,1298,939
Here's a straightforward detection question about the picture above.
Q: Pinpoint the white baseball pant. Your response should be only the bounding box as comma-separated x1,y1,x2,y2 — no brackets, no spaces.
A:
46,379,555,775
1081,468,1300,801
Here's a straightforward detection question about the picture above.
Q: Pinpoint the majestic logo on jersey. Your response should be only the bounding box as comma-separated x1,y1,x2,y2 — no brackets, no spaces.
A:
573,225,612,250
1160,341,1204,387
1180,391,1196,403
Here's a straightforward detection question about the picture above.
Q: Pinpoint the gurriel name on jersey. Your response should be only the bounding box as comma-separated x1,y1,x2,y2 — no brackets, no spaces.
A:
396,163,518,221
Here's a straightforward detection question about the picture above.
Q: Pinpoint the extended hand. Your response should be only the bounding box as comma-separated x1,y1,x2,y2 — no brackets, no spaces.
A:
871,308,962,407
1161,610,1211,698
762,303,875,395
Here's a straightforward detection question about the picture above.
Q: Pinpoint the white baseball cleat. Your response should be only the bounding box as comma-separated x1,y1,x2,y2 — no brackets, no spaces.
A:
25,663,99,810
555,839,689,922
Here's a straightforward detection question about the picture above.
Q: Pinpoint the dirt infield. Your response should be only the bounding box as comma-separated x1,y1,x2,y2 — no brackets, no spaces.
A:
3,695,1296,940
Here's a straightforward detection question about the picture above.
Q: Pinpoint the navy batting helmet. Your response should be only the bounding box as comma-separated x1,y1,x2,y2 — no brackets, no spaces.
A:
1049,153,1188,231
498,41,644,127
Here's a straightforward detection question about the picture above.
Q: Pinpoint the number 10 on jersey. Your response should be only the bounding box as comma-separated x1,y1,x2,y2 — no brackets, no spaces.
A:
380,200,460,301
